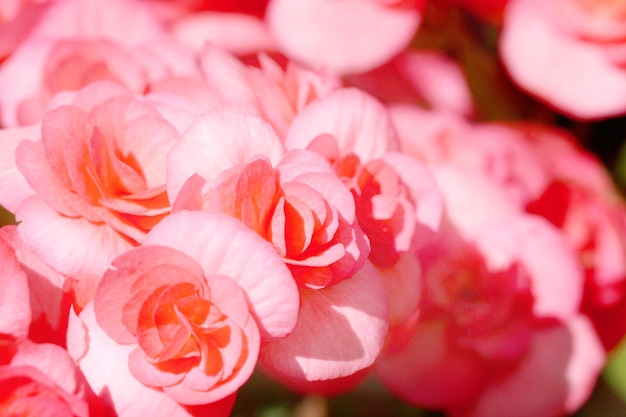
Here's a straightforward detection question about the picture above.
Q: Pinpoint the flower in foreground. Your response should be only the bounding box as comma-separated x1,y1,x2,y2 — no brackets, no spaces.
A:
68,210,299,415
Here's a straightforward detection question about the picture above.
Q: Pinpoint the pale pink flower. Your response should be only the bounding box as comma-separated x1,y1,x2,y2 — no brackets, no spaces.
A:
68,210,299,413
265,0,424,75
0,341,102,417
500,0,626,119
1,81,186,277
0,0,199,127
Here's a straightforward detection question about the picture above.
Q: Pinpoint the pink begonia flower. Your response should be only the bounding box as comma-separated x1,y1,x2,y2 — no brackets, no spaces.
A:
347,50,476,118
376,164,604,416
265,0,424,75
500,0,626,119
197,46,340,138
286,89,442,267
1,341,103,417
391,105,626,350
1,81,187,277
0,0,199,127
67,210,298,413
0,225,67,346
169,104,368,289
0,231,31,345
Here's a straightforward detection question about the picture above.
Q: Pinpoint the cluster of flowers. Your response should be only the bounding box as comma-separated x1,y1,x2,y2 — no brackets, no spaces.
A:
1,0,626,416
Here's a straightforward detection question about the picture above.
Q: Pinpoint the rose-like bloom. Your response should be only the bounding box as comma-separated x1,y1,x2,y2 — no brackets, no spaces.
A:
169,104,368,289
265,0,424,74
500,0,626,119
0,341,102,417
286,88,442,267
0,80,188,277
68,210,299,414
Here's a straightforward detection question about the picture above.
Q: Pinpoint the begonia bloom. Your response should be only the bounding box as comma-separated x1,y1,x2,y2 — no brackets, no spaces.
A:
4,81,187,277
0,0,198,127
70,210,298,411
500,0,626,119
376,163,604,416
286,89,442,267
169,105,368,289
0,341,102,417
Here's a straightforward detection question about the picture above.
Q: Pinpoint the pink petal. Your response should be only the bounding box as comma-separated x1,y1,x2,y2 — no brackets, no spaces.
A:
166,104,285,202
174,12,273,55
380,152,442,249
144,210,300,340
17,196,134,276
1,225,66,344
0,236,31,341
266,0,421,74
0,124,38,212
259,261,388,388
476,216,584,320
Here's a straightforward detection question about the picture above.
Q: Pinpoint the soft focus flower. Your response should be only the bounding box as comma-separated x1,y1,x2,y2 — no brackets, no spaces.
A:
376,164,605,417
500,0,626,119
0,0,199,127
